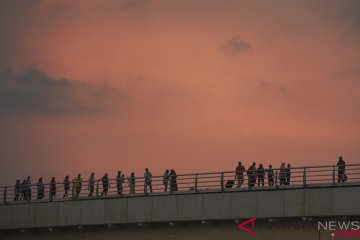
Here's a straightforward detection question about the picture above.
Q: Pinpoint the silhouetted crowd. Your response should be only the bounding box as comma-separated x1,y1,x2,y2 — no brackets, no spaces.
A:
12,156,347,202
233,162,291,188
13,168,179,201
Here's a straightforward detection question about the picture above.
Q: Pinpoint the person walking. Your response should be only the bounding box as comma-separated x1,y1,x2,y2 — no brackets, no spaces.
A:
50,177,56,200
144,168,153,194
128,172,135,194
20,179,27,200
285,164,291,185
169,169,178,192
257,164,265,186
36,177,45,200
14,180,21,201
116,171,124,195
337,156,346,183
24,176,32,201
163,170,169,192
101,173,110,196
88,173,95,197
63,176,70,198
235,162,245,188
247,162,257,188
73,174,83,198
266,165,274,186
279,163,286,186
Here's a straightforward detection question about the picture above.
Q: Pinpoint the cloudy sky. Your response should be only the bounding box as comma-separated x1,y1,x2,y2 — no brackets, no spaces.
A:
0,0,359,185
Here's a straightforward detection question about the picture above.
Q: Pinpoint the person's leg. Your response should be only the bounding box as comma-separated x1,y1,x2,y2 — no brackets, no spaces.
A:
240,176,244,187
150,183,152,193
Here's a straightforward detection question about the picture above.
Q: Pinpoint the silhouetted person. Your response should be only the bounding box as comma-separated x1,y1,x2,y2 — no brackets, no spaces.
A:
73,174,83,198
20,179,26,200
279,163,286,186
88,173,95,196
50,177,56,200
169,169,178,192
63,176,70,198
144,168,153,193
235,161,245,188
247,162,257,188
257,164,265,186
14,180,21,201
285,164,291,185
116,171,124,195
101,173,110,196
266,165,274,186
37,177,45,200
128,172,135,194
24,176,32,201
163,170,169,192
337,156,346,183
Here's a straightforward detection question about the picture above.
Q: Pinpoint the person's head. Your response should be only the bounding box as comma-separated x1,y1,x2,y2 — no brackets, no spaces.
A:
287,164,291,167
165,169,169,173
78,174,81,178
27,176,30,180
16,180,20,183
339,156,343,161
122,174,124,177
269,165,272,169
238,161,242,166
39,177,42,182
131,172,134,177
145,168,149,172
118,171,121,175
252,162,256,166
281,162,285,167
259,164,263,168
91,173,94,177
65,175,69,180
105,173,108,177
51,177,55,181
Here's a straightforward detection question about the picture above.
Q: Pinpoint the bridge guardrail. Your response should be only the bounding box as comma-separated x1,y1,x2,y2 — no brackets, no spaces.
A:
0,164,359,205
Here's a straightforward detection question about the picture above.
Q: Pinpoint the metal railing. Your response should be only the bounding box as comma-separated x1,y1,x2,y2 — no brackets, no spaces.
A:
0,164,359,205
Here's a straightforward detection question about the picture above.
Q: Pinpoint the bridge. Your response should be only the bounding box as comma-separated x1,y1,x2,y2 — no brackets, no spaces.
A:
0,164,359,240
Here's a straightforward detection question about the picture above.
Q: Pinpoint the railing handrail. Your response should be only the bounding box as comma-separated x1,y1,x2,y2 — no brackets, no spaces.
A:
0,163,359,189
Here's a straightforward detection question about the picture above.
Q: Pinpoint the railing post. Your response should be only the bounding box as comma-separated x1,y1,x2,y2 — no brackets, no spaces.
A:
96,180,99,197
332,166,336,185
72,182,75,199
303,167,307,188
3,187,7,204
195,174,198,192
221,173,224,192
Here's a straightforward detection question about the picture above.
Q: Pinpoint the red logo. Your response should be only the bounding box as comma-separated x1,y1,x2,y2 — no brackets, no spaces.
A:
238,217,256,236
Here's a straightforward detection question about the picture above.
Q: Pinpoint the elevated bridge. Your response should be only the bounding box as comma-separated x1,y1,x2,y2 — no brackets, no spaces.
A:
0,164,359,240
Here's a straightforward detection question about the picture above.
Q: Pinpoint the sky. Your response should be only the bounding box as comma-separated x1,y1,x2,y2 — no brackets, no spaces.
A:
0,0,359,185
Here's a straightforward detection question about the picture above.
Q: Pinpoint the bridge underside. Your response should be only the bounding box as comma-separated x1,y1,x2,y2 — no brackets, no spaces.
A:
0,218,352,240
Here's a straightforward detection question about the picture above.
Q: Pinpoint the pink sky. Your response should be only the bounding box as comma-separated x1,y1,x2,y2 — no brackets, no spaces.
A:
0,0,359,185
